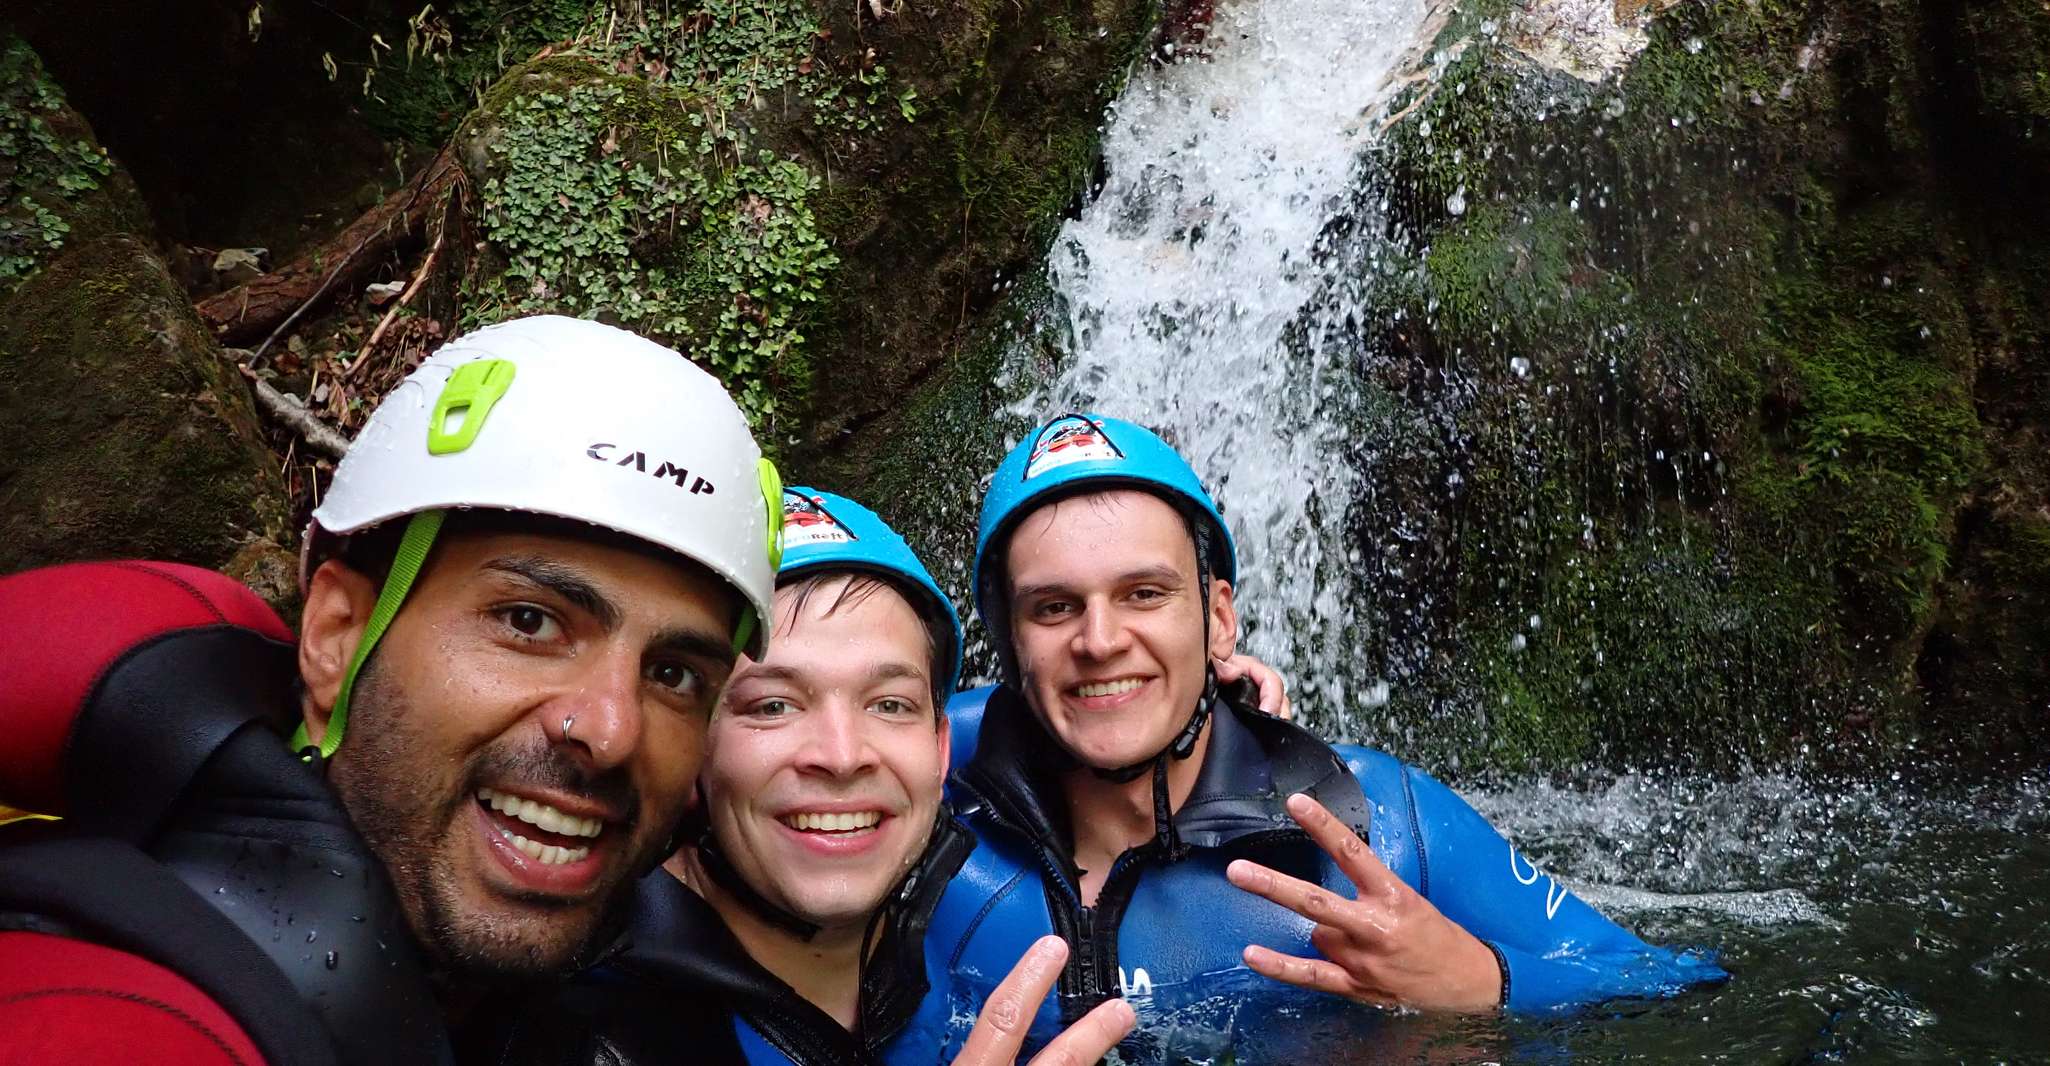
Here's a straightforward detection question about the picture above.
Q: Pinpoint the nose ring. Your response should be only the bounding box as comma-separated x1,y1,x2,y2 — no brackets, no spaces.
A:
562,714,577,740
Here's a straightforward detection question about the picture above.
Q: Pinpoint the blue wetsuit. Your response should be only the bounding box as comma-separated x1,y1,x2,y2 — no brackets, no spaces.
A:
884,686,1726,1063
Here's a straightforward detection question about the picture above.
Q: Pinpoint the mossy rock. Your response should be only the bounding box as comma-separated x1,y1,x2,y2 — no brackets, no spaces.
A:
1341,0,2050,768
0,234,287,572
446,1,1154,444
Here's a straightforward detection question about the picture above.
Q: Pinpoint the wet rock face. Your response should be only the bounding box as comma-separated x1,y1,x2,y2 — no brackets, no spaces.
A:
1504,0,1679,82
1,34,287,579
1355,0,2050,768
0,233,286,573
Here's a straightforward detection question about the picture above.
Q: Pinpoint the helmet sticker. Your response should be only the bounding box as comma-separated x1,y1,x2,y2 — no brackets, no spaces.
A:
781,492,856,548
1024,416,1120,479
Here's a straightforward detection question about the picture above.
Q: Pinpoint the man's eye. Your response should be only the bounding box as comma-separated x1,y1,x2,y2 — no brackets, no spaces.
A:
745,698,796,719
500,605,561,640
646,661,705,698
872,697,918,717
1031,600,1073,620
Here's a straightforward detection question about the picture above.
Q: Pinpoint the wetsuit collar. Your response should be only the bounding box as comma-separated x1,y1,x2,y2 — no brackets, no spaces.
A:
955,687,1373,858
612,813,975,1061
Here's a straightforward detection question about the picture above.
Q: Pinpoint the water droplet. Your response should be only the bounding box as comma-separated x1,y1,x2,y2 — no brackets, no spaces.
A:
325,951,340,970
1446,186,1467,216
1685,36,1705,54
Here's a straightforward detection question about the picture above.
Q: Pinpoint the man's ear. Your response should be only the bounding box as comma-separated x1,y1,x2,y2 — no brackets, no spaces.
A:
298,558,379,746
1206,579,1238,662
936,711,954,781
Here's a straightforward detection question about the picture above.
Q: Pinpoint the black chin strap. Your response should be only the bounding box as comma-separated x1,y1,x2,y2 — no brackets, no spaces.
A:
696,829,824,942
1089,673,1217,784
695,804,970,954
1088,515,1222,789
1090,673,1218,862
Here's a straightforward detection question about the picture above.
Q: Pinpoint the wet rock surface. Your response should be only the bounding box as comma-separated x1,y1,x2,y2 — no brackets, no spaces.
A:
1346,0,2050,767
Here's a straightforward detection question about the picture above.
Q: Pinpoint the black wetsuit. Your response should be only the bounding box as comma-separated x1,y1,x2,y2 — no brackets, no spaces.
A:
0,563,452,1066
485,819,974,1066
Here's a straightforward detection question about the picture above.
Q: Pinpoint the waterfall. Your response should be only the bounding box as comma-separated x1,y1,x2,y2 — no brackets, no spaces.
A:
1000,0,1434,729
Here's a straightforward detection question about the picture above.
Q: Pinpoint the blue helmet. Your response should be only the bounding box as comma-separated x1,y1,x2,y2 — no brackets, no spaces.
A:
972,413,1237,679
777,486,963,699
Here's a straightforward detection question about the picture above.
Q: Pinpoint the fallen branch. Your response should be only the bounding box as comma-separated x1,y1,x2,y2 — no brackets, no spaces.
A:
237,364,352,460
349,227,446,380
197,147,461,348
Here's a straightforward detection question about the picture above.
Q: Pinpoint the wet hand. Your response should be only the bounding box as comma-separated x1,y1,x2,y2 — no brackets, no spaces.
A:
1225,793,1502,1012
1213,653,1292,720
950,935,1137,1066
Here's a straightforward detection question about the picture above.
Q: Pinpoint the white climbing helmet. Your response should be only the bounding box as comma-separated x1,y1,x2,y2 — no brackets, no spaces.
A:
304,313,781,660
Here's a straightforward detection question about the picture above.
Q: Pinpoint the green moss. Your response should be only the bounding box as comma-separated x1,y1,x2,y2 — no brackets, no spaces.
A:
462,55,841,431
1422,203,1630,343
1624,0,1812,130
0,36,117,291
1349,0,2044,766
1765,192,1986,639
446,2,946,435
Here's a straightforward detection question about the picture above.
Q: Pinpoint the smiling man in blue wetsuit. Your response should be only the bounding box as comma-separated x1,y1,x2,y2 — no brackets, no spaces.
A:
909,412,1726,1059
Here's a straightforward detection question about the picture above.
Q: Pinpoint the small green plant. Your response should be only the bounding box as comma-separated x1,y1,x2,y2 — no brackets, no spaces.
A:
0,37,115,289
468,78,837,425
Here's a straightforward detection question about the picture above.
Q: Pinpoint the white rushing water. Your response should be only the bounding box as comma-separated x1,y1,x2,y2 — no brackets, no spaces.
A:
1001,0,1434,714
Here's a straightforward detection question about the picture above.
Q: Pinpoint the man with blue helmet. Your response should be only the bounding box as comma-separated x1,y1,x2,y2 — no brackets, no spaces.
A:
490,487,1135,1066
913,412,1726,1061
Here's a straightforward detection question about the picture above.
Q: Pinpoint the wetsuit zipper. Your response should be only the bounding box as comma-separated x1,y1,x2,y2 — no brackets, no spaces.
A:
958,780,1328,1023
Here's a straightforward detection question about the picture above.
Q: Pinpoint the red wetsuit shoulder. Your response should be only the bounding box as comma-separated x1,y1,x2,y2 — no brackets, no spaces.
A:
0,930,266,1065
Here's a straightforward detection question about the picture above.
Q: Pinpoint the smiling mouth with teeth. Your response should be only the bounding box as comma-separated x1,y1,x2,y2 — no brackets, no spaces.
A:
1072,677,1146,699
477,787,605,866
779,811,884,834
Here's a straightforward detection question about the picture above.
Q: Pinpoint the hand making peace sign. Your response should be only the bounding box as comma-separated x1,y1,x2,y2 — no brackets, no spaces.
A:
1224,793,1504,1012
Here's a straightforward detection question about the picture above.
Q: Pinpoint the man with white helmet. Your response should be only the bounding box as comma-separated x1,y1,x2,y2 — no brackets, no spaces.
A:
0,316,781,1065
0,318,1144,1066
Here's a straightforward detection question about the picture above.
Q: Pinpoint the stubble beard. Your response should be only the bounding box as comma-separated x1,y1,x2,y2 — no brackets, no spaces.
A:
328,660,649,985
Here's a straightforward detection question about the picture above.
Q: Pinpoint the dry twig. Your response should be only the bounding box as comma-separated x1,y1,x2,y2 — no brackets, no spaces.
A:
238,364,352,460
350,228,446,380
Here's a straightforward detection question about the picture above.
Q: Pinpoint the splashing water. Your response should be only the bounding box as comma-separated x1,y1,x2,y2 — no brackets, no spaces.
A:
1001,0,1432,712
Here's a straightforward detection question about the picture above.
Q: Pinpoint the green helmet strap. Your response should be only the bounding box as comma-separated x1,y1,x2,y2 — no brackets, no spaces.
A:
294,509,447,761
729,457,785,656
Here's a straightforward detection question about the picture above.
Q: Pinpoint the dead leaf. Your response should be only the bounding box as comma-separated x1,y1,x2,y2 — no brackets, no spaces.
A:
797,55,815,75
